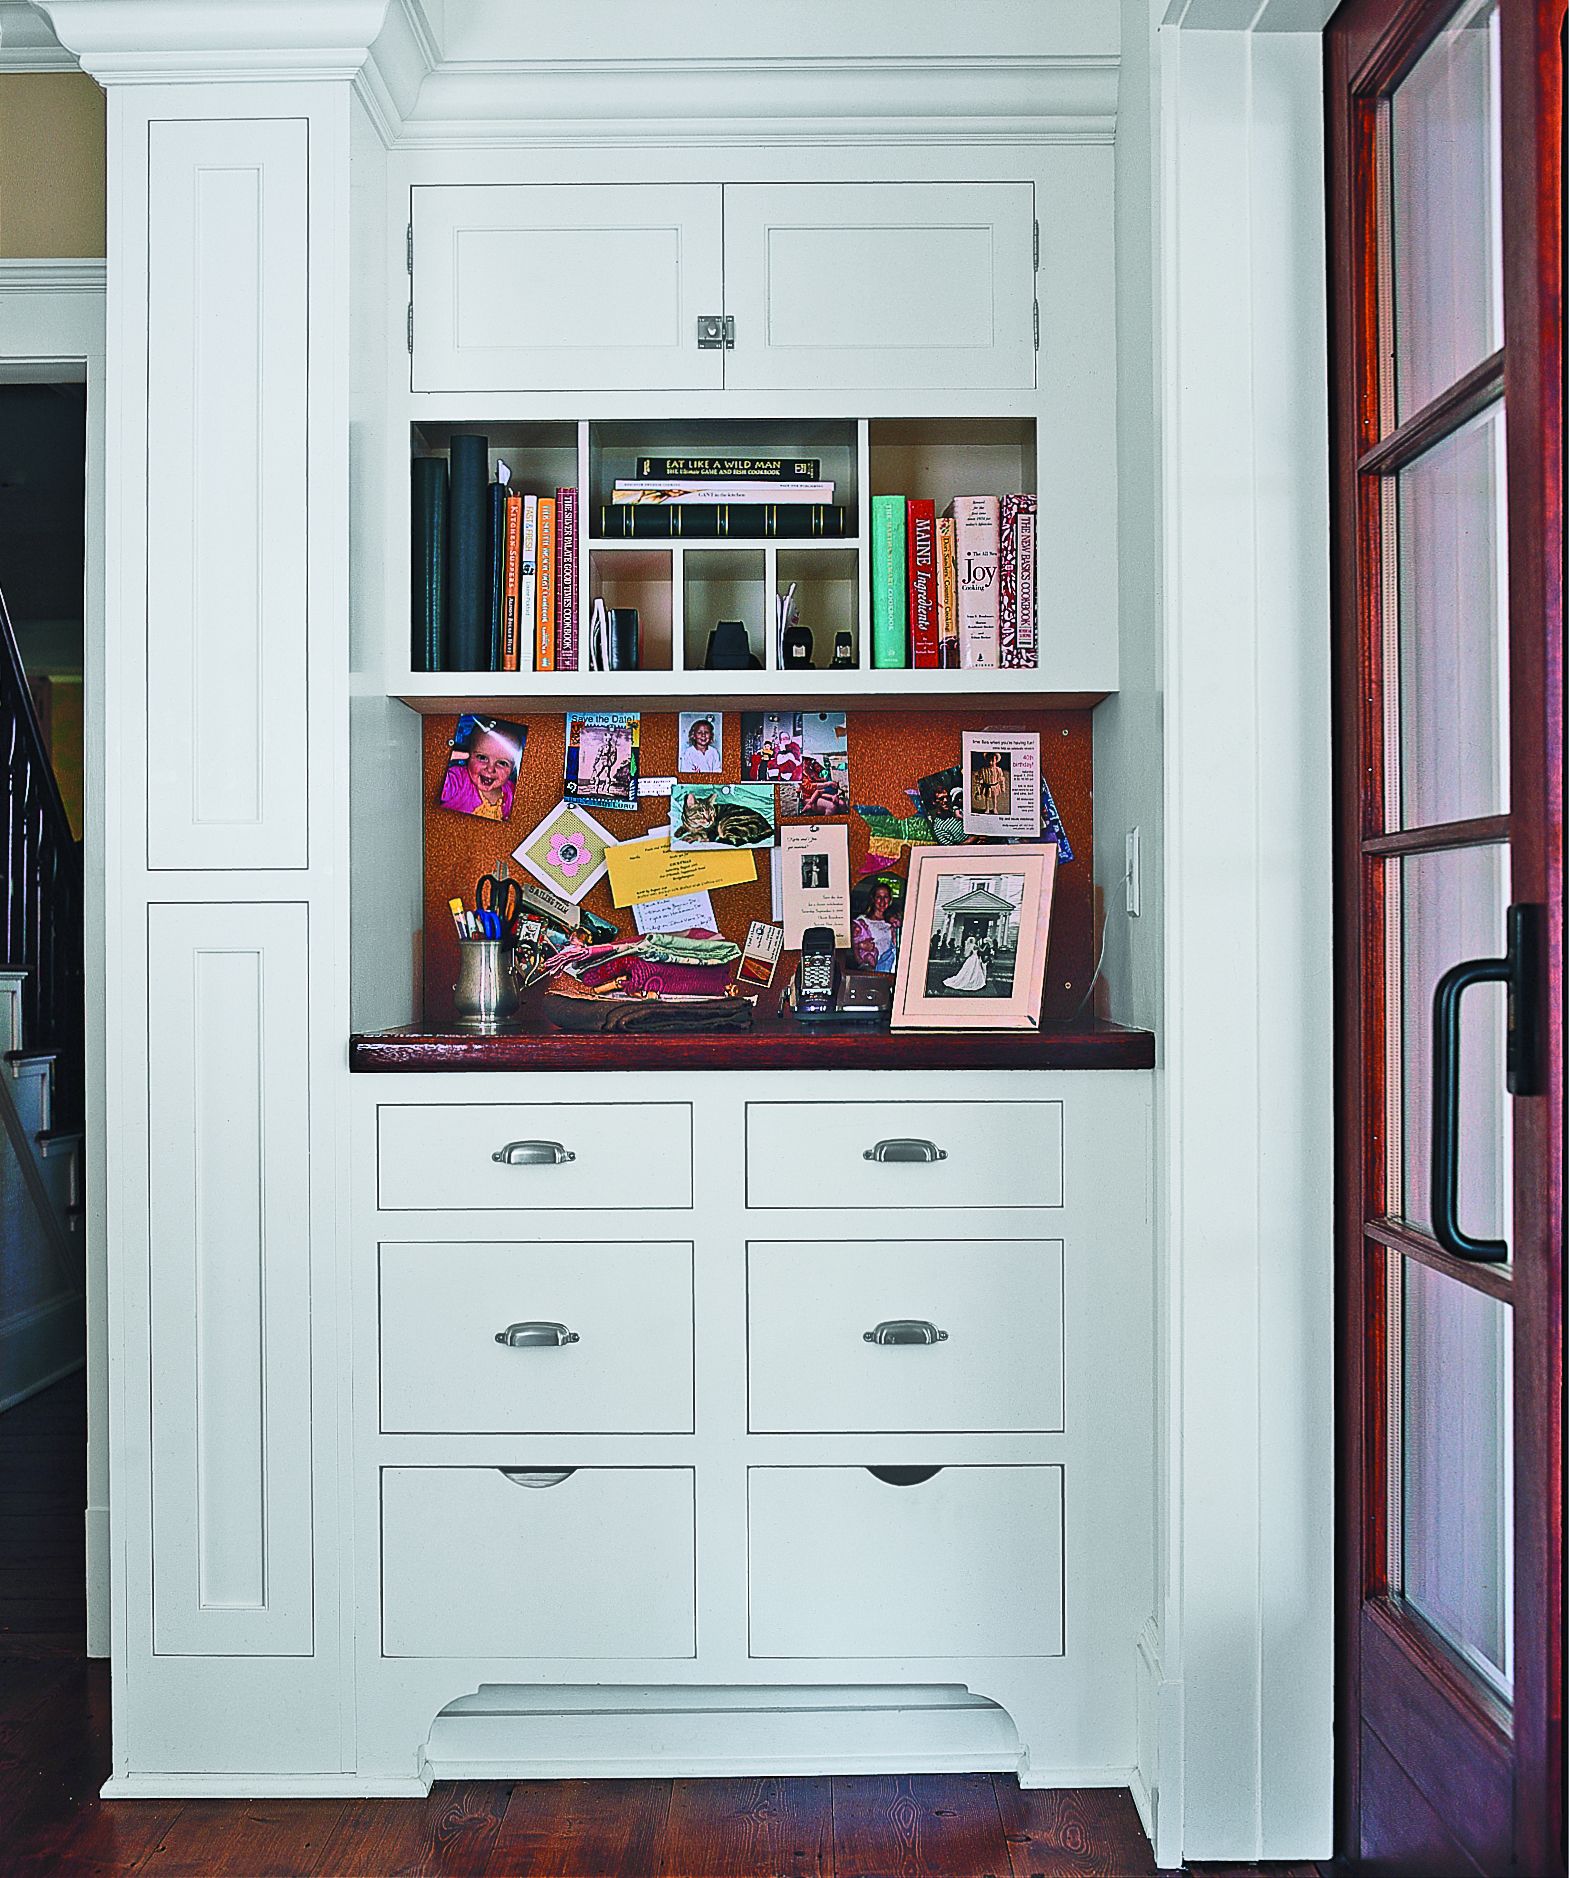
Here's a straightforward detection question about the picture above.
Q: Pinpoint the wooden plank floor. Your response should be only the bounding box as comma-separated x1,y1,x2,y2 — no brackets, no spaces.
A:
1,1377,1328,1877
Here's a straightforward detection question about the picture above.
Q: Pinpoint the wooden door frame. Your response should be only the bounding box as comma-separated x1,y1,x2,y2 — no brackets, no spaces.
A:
1327,0,1564,1869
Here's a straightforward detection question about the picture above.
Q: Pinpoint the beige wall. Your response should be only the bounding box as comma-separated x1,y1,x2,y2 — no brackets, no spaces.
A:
0,73,105,257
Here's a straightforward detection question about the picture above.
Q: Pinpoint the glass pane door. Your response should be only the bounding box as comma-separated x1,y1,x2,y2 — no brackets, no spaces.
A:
1327,0,1566,1864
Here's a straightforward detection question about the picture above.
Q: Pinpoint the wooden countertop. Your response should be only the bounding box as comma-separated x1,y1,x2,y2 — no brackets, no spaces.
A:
350,992,1154,1073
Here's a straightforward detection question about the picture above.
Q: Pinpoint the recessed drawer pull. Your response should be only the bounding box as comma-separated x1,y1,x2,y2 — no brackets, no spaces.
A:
492,1139,575,1166
499,1468,577,1489
863,1319,948,1346
862,1138,947,1164
866,1465,944,1487
494,1320,580,1349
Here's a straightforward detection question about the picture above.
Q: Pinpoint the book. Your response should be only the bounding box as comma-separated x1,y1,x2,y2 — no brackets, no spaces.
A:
1000,493,1038,669
517,494,538,674
906,498,939,669
936,514,958,670
486,472,508,670
870,495,907,669
556,485,578,671
535,495,557,673
611,481,835,504
949,494,1001,669
594,503,848,540
410,455,447,672
500,489,523,673
635,456,819,481
446,433,489,673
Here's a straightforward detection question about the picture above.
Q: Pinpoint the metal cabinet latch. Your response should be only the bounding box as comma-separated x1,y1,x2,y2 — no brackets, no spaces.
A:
697,314,735,349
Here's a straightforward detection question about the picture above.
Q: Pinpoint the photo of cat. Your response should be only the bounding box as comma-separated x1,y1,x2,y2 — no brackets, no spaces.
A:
669,782,778,850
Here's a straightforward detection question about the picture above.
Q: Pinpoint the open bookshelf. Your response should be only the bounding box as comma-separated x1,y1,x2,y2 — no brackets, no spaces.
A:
394,415,1110,711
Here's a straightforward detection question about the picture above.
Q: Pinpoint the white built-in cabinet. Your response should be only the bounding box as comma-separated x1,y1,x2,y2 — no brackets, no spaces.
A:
410,180,1038,394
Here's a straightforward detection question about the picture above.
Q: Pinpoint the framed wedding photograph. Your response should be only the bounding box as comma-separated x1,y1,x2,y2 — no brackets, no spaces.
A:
891,845,1058,1031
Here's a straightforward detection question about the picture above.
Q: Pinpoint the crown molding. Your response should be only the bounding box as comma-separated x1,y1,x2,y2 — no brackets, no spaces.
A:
378,55,1120,148
0,0,76,68
0,256,106,292
35,0,391,82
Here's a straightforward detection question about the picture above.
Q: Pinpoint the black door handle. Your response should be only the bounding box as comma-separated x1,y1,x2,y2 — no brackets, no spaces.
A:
1429,902,1542,1264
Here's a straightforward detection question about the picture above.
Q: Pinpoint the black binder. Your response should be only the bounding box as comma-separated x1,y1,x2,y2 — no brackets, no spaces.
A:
447,433,490,673
410,456,447,672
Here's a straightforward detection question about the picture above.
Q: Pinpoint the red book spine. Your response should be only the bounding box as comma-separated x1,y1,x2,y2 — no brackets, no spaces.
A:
906,498,939,669
555,486,578,671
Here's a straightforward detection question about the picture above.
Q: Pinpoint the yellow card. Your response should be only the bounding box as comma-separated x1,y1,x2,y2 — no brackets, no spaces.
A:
605,829,757,908
866,835,907,860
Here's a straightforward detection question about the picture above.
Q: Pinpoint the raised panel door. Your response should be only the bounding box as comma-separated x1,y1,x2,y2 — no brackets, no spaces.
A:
410,184,724,393
722,182,1037,391
147,901,315,1656
144,118,310,871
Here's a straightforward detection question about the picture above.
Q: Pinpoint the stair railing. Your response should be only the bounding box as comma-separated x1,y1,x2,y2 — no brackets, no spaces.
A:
1,583,83,1132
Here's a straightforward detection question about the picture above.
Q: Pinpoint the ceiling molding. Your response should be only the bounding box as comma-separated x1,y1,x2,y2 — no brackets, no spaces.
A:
0,0,76,69
382,55,1120,148
35,0,392,81
0,257,107,293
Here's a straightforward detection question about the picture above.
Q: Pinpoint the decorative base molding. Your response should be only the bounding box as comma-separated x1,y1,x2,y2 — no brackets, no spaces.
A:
0,258,107,294
101,1773,432,1800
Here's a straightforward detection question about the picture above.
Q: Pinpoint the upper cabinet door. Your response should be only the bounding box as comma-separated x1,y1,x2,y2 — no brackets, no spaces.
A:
410,183,725,393
721,182,1037,392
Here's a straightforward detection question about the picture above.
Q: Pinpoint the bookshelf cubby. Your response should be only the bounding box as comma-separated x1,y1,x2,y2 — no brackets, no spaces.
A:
394,414,1110,711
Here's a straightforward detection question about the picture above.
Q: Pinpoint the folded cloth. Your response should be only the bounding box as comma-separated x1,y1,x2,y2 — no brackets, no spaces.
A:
541,987,753,1035
618,957,736,998
641,931,741,965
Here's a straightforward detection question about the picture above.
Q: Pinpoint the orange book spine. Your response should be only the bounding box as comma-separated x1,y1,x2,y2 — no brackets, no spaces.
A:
535,496,557,673
500,490,523,673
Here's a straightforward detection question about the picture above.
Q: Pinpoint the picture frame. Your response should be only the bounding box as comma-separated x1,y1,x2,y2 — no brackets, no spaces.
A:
890,844,1057,1031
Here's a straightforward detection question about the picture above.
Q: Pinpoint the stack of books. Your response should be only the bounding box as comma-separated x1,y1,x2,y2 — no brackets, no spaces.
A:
411,437,579,673
595,456,848,539
870,493,1037,671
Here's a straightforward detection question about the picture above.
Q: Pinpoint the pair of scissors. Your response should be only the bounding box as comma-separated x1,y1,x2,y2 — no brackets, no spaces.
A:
474,871,523,942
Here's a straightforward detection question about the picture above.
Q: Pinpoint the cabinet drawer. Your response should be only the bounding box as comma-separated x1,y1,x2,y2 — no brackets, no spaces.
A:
747,1466,1063,1658
381,1467,696,1659
380,1241,694,1434
745,1101,1062,1210
377,1103,692,1211
747,1240,1063,1434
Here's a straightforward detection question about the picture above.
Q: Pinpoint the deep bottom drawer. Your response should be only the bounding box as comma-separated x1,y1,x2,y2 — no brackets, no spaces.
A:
747,1464,1063,1658
381,1466,696,1659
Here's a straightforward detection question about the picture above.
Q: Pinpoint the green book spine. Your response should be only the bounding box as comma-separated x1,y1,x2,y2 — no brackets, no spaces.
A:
871,495,908,669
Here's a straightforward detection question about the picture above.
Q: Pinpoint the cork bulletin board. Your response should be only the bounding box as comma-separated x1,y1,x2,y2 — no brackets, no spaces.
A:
421,708,1095,1026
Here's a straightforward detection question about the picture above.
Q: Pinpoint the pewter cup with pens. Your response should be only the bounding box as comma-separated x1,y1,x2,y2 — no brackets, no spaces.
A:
452,938,522,1031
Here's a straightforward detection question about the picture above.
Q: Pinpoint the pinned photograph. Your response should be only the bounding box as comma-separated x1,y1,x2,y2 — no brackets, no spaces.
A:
678,712,724,774
564,710,640,812
917,766,968,844
437,714,527,822
511,800,615,904
892,845,1057,1031
960,729,1041,839
850,871,905,973
669,781,778,850
742,710,849,814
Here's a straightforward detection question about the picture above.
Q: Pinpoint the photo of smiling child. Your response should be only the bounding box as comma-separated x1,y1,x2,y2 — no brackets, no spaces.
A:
437,714,527,821
678,712,724,773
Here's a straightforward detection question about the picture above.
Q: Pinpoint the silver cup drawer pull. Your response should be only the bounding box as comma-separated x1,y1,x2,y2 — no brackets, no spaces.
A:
862,1138,947,1164
494,1321,580,1349
500,1468,576,1489
492,1139,575,1166
863,1319,949,1346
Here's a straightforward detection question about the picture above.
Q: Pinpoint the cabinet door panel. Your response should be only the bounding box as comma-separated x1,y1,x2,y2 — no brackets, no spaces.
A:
147,903,314,1655
145,118,309,870
723,182,1037,391
411,184,724,392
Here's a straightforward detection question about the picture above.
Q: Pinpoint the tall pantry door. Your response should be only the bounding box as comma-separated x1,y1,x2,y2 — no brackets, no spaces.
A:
1327,1,1563,1873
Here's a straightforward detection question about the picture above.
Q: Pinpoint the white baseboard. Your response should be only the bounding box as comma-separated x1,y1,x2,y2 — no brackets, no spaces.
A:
100,1773,432,1799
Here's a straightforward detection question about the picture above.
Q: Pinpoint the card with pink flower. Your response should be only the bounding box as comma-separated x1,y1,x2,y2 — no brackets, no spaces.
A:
510,799,615,905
